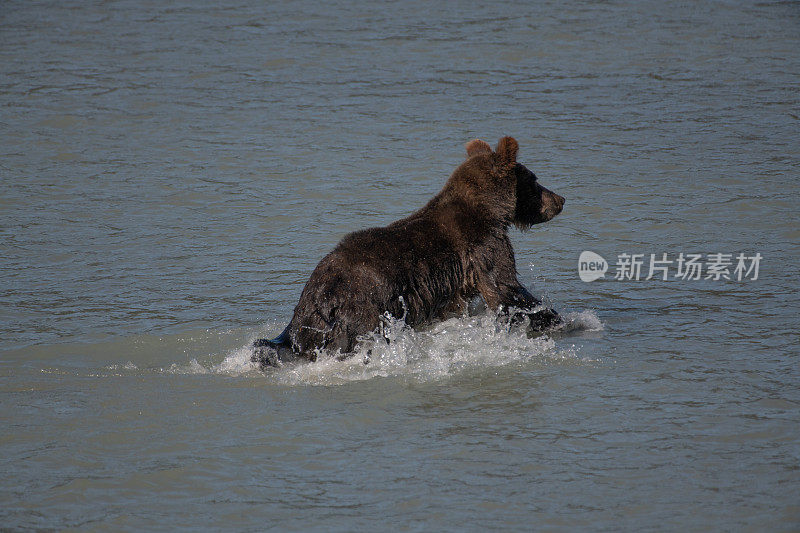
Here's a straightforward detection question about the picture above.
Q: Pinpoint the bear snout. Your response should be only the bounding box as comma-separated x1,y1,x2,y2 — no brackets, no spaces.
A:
553,193,565,212
539,188,565,221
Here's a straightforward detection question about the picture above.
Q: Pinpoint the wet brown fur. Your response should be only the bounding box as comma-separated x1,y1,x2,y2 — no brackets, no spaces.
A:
253,137,565,367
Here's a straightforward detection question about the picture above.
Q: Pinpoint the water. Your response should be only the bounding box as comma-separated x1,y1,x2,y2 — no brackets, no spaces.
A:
1,0,799,529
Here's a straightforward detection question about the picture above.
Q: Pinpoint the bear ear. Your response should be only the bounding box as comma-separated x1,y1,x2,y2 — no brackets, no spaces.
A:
496,136,519,166
465,139,492,157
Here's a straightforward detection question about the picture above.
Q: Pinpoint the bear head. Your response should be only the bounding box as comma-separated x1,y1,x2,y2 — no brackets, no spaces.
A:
454,136,565,229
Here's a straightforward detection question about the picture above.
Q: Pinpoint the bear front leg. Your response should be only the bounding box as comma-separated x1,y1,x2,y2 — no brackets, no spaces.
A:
479,280,561,334
505,283,561,333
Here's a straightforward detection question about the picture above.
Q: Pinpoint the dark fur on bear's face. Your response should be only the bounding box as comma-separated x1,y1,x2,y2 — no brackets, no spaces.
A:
514,163,566,229
252,136,565,367
460,137,565,229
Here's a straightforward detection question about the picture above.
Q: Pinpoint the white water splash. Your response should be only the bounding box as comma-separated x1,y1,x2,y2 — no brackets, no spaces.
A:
559,309,604,333
164,309,604,385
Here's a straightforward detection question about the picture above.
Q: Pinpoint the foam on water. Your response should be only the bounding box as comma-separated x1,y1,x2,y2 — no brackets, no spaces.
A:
165,309,604,386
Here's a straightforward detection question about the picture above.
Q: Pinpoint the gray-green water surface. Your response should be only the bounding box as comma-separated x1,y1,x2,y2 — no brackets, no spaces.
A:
1,0,799,530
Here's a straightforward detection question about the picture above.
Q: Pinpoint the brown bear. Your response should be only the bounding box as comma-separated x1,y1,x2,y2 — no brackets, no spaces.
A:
252,136,565,368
